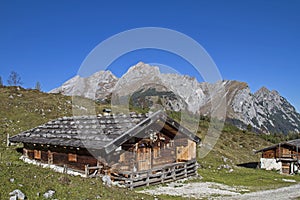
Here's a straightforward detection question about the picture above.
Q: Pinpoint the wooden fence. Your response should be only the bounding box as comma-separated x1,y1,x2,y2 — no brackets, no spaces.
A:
112,159,198,188
84,164,103,178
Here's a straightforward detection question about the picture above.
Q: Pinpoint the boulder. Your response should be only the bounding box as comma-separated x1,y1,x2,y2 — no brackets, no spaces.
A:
9,189,26,200
43,190,56,199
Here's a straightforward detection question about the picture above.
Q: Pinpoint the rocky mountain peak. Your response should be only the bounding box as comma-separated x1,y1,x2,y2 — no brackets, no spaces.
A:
91,70,117,79
49,70,117,100
256,86,270,93
49,62,300,134
125,62,160,77
254,87,282,111
255,86,281,99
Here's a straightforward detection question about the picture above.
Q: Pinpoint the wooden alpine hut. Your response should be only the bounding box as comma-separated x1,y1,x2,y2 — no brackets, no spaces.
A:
10,110,200,188
256,139,300,174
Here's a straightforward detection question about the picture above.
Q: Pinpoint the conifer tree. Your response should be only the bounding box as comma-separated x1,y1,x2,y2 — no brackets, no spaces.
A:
35,81,41,91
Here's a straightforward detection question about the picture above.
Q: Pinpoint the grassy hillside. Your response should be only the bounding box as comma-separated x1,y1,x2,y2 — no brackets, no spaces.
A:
1,86,300,199
0,86,155,200
197,124,300,192
0,86,72,137
167,111,300,191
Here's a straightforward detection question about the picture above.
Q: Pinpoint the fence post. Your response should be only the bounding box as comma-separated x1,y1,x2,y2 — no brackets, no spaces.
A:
85,164,89,178
184,163,187,178
172,165,176,180
63,164,68,174
130,171,134,189
146,170,150,186
161,168,165,183
6,133,10,147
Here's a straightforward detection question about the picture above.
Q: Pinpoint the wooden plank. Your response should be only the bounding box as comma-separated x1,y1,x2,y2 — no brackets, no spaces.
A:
88,166,103,170
130,172,134,189
85,164,89,178
119,160,198,188
129,170,197,188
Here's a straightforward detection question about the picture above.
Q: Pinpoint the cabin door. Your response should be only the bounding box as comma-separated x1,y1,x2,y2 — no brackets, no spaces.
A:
137,147,151,171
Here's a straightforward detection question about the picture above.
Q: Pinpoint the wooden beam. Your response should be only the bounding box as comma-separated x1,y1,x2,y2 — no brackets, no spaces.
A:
6,133,10,147
85,164,89,178
122,160,198,188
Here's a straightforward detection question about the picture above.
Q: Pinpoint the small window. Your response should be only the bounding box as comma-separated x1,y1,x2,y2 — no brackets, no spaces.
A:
34,150,41,160
68,153,77,162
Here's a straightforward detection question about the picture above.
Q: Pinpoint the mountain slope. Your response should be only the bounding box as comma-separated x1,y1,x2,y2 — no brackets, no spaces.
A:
0,86,155,199
50,71,118,101
0,86,72,139
228,85,300,134
2,86,300,198
50,62,300,134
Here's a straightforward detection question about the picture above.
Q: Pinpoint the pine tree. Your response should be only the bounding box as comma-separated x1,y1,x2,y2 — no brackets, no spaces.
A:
35,81,41,91
247,124,253,132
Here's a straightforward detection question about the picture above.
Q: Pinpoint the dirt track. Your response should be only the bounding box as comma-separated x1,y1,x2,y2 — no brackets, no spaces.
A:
139,181,300,199
222,183,300,200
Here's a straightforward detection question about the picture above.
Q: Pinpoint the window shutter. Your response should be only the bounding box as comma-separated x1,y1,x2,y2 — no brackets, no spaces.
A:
34,150,41,159
68,153,77,162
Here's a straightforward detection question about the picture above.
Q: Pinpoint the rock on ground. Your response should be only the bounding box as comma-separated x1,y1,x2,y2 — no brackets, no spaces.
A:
43,190,56,199
9,189,26,200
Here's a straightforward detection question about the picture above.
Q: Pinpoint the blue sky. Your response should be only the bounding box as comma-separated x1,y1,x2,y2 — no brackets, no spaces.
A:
0,0,299,111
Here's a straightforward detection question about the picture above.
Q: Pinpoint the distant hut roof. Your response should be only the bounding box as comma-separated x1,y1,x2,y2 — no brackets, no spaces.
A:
255,139,300,153
10,110,200,153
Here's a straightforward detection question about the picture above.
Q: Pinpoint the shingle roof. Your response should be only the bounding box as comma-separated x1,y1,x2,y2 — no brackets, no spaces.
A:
286,139,300,147
255,139,300,153
10,110,201,152
10,112,147,149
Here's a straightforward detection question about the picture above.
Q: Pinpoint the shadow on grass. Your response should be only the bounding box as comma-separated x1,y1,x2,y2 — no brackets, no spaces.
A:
237,162,259,169
16,147,23,154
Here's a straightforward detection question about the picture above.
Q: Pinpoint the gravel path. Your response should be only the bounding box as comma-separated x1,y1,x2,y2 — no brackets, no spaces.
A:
222,184,300,200
139,181,300,199
139,181,244,199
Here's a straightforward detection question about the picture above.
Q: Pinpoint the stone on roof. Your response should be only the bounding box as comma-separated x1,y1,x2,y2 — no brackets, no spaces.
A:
10,112,147,149
10,110,201,152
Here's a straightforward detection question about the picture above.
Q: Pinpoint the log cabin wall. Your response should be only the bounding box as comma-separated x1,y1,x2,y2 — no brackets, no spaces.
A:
116,150,136,172
23,143,98,171
276,145,299,158
262,146,300,159
152,142,176,167
136,147,152,171
262,149,276,158
281,147,292,158
117,131,196,172
276,148,280,158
